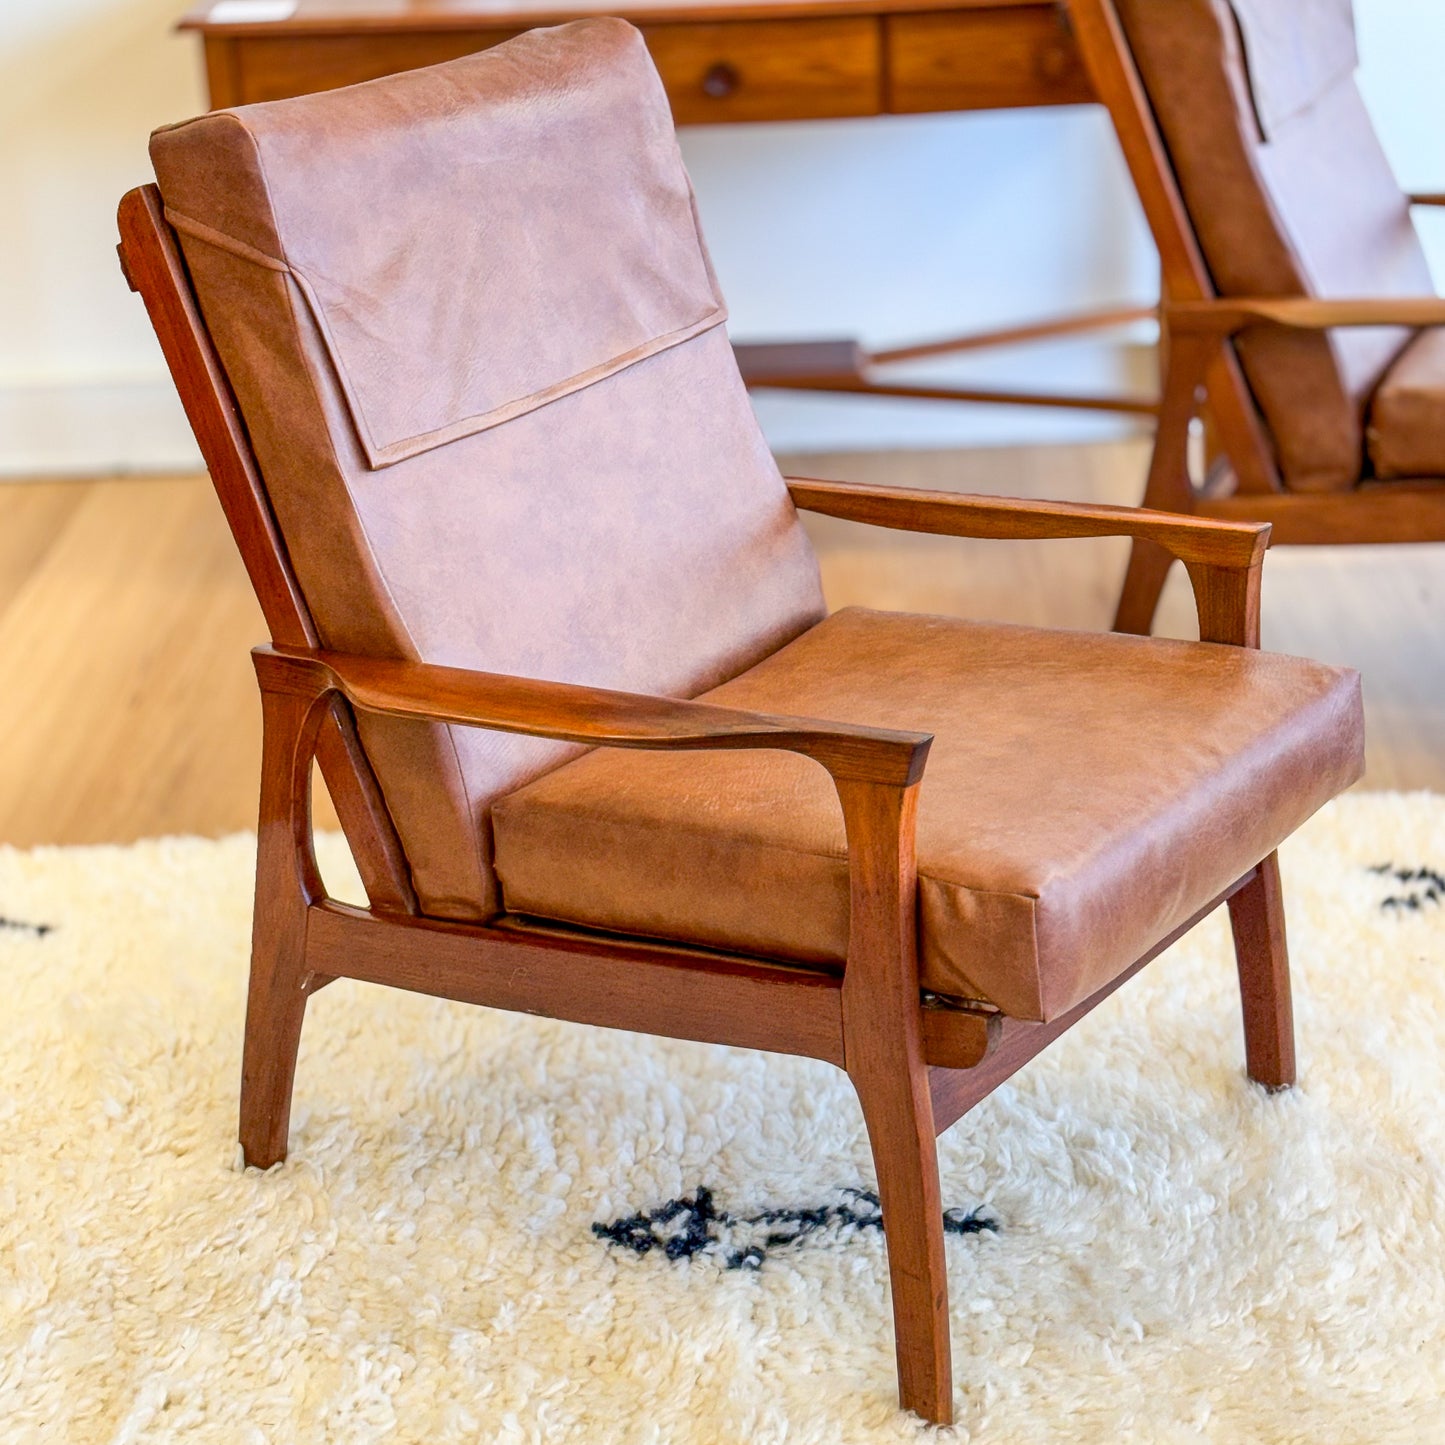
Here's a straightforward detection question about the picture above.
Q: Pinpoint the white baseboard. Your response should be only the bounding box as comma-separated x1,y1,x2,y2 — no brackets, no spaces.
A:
0,378,203,480
0,341,1154,479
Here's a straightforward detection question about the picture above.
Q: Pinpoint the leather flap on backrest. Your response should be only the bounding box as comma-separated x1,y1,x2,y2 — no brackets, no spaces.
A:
1228,0,1358,139
152,19,725,469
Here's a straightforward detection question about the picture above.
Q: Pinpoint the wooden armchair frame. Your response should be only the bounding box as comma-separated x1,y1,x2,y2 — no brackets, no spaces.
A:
1066,0,1445,635
119,180,1291,1426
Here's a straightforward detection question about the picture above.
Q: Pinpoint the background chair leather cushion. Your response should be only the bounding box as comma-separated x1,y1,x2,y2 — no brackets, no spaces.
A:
148,21,826,920
1116,0,1433,493
1368,327,1445,479
492,608,1364,1023
1228,0,1357,140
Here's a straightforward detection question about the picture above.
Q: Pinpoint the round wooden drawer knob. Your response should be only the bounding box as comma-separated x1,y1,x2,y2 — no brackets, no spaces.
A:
702,62,741,99
1038,43,1072,83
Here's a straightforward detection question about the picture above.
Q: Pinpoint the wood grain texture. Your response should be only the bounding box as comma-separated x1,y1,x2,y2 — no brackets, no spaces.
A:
183,0,1094,121
1196,485,1445,544
1068,0,1282,494
256,645,932,786
1065,0,1208,296
786,474,1268,566
1226,850,1295,1091
1170,296,1445,333
120,190,411,897
239,687,327,1169
887,3,1090,114
869,303,1154,366
835,777,952,1423
202,34,245,107
864,447,1268,640
180,0,1068,34
219,17,882,120
1109,328,1211,632
767,374,1158,414
226,29,520,103
308,903,850,1064
643,16,880,122
118,185,417,914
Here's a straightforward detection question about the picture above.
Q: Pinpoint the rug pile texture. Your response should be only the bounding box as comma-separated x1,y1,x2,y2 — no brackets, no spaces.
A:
2,793,1444,1442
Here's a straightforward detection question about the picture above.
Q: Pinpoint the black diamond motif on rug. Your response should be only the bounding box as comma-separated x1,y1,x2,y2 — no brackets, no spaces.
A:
594,1186,997,1270
1369,863,1445,912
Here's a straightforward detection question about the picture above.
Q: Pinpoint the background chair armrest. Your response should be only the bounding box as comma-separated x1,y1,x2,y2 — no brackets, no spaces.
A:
1169,297,1445,334
254,645,932,787
1408,193,1445,208
786,476,1267,569
785,477,1268,647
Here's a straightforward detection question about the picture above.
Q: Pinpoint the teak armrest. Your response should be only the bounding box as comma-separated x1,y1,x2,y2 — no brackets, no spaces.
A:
1169,297,1445,334
253,645,932,787
1408,193,1445,208
785,476,1269,646
786,477,1267,569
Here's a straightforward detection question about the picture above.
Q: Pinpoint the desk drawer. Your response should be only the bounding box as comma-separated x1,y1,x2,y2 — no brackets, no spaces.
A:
228,32,519,104
887,5,1092,113
223,19,880,122
644,18,880,124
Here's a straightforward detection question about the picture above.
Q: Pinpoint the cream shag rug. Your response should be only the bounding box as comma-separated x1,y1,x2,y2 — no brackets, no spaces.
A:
3,794,1445,1444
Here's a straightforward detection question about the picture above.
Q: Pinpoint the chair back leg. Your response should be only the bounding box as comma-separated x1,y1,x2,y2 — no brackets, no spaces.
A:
1113,538,1176,635
240,686,328,1168
1113,332,1218,636
1226,851,1296,1090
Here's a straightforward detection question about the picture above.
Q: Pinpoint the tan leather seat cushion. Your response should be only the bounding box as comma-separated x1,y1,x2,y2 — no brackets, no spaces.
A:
1369,327,1445,479
492,609,1363,1023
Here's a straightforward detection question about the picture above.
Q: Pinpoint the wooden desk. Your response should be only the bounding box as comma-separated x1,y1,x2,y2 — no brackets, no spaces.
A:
180,0,1154,418
184,0,1094,119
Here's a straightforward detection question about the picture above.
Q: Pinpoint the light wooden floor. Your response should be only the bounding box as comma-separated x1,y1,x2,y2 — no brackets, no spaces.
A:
0,438,1441,847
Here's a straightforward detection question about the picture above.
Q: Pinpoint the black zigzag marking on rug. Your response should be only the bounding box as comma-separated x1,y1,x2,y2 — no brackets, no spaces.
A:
593,1186,997,1271
0,915,53,939
1369,863,1445,912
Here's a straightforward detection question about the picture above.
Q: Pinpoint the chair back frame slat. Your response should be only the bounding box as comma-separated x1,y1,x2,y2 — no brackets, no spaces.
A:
117,183,418,915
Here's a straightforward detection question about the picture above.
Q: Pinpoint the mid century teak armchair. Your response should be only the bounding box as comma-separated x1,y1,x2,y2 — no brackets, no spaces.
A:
119,20,1364,1424
1066,0,1445,633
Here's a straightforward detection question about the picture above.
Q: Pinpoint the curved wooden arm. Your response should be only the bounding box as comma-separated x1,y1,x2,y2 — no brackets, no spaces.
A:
1169,296,1445,334
253,645,932,787
786,477,1268,569
786,476,1267,647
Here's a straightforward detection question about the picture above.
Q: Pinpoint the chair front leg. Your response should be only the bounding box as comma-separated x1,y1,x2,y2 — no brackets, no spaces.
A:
240,683,328,1168
836,777,952,1425
1226,851,1295,1090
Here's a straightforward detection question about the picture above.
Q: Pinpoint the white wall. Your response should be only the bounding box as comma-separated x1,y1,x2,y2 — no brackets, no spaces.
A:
0,0,1439,476
683,104,1157,451
1355,0,1445,288
0,0,207,474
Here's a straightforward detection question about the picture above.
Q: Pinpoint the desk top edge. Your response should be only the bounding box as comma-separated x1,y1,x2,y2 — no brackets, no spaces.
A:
180,0,1060,34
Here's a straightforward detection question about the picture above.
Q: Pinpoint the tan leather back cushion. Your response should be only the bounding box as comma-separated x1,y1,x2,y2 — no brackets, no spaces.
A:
1116,0,1433,491
149,19,825,919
